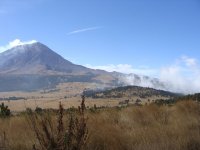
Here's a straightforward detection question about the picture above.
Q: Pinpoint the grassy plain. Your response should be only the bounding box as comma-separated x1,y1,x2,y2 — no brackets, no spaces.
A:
0,83,198,150
0,100,200,150
0,82,171,112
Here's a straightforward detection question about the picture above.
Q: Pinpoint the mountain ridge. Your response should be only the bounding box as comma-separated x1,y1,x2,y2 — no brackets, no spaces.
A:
0,42,92,75
0,42,167,92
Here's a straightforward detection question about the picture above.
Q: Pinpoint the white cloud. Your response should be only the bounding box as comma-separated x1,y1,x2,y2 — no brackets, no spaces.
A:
181,55,197,67
67,26,102,35
159,56,200,94
0,39,37,53
85,64,157,76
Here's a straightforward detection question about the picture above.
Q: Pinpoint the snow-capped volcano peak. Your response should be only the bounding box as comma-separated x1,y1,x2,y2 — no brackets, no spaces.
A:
0,39,37,53
9,39,37,47
0,42,92,75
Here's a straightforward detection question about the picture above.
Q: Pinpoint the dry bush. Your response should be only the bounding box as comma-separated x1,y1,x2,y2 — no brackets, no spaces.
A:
27,95,88,150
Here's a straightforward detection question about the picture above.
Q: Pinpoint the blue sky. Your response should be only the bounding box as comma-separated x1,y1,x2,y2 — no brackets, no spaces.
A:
0,0,200,93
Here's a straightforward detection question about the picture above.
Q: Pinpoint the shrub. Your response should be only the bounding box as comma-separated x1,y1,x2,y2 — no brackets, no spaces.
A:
35,107,43,114
27,95,88,150
0,103,11,117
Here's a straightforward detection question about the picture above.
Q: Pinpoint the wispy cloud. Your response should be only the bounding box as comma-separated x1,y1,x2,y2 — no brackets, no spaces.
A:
85,64,157,76
181,55,197,67
0,39,37,53
67,26,102,35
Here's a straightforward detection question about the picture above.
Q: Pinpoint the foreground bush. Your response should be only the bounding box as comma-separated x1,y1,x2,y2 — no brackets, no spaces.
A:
27,96,88,150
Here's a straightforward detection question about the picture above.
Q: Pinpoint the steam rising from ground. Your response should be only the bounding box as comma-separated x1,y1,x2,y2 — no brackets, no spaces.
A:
87,56,200,94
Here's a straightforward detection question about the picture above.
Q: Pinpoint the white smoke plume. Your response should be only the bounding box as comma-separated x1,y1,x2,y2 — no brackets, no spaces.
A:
86,56,200,94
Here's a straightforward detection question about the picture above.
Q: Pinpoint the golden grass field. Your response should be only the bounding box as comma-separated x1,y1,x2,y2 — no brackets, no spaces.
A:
0,82,197,150
0,82,170,112
0,100,200,150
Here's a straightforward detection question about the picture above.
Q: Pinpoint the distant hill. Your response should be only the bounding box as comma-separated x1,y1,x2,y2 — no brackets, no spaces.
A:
175,93,200,101
83,85,181,99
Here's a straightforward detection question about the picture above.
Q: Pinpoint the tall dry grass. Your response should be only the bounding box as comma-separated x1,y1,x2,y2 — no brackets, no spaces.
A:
0,100,200,150
86,100,200,150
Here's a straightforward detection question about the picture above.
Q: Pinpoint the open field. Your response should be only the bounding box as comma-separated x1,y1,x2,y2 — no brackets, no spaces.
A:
0,82,174,112
1,98,120,112
0,100,200,150
1,95,170,112
1,96,167,112
0,83,192,150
